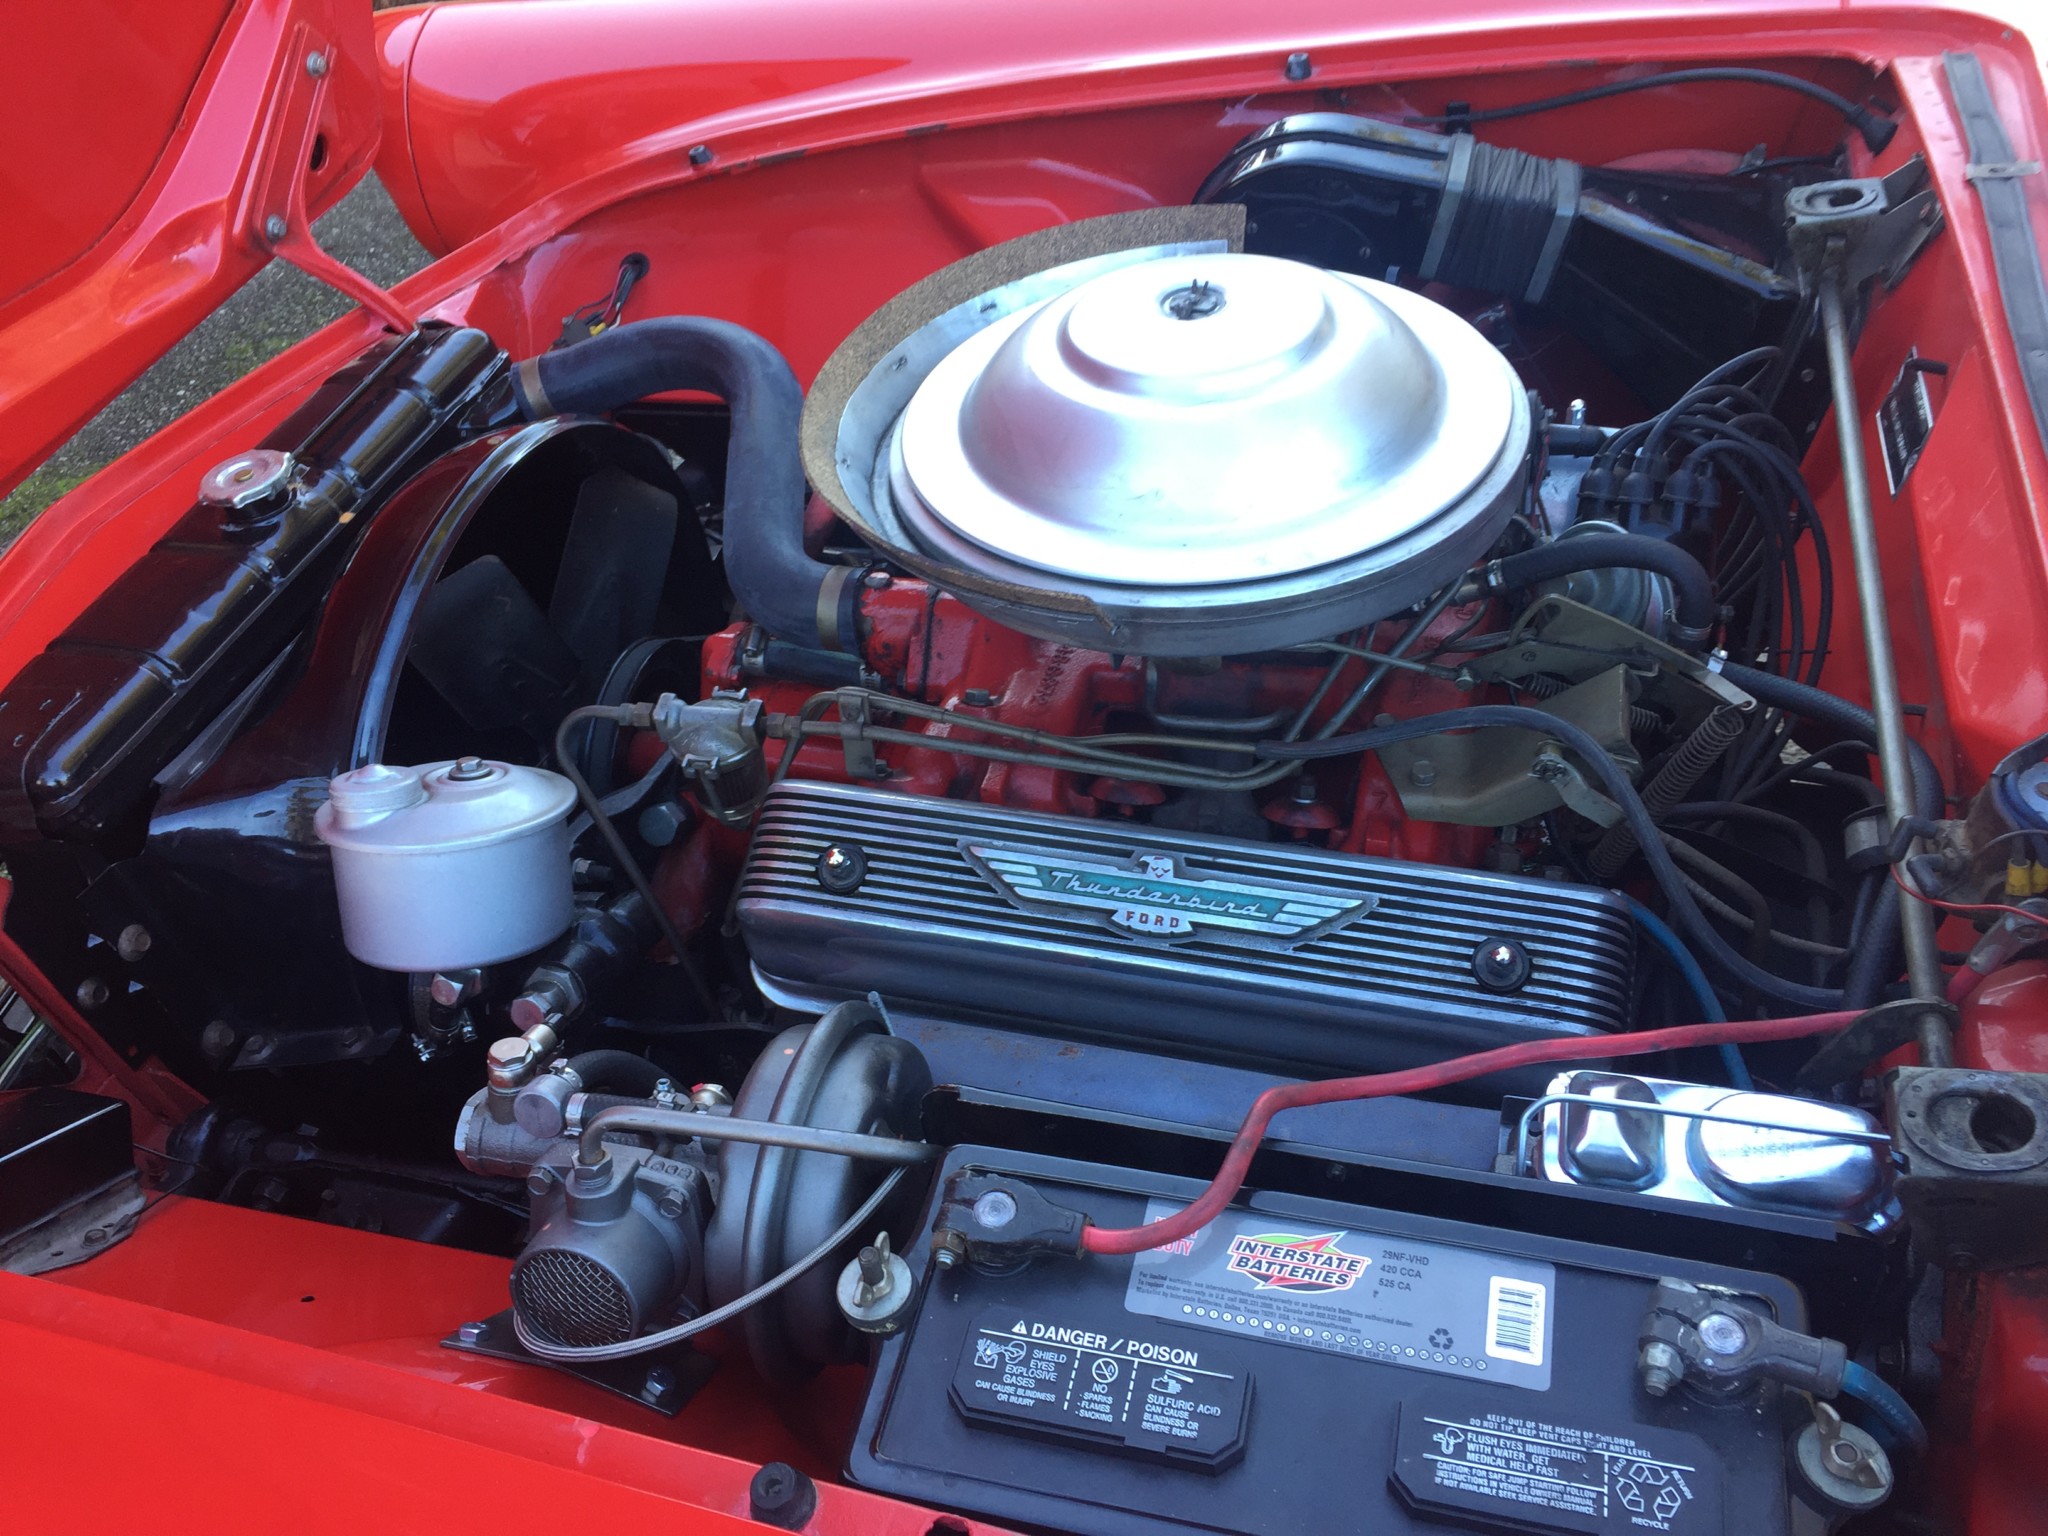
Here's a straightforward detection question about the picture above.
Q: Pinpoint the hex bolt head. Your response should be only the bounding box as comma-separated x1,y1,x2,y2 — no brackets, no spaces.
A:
486,1037,530,1070
525,1165,558,1198
1696,1312,1750,1357
748,1462,818,1531
687,143,714,167
456,1321,488,1345
643,1364,677,1403
637,799,689,847
429,970,480,1009
1408,757,1438,788
1638,1340,1685,1398
264,214,289,242
1284,50,1313,81
304,50,328,77
931,1230,968,1270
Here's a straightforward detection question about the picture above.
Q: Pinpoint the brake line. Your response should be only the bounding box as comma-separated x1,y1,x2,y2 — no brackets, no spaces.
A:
1079,1009,1862,1255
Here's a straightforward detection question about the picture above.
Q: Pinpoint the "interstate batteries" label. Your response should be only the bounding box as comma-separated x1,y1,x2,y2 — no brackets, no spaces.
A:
1123,1201,1555,1391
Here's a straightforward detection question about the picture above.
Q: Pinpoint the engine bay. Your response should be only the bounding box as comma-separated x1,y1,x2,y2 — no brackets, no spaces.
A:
7,43,2048,1535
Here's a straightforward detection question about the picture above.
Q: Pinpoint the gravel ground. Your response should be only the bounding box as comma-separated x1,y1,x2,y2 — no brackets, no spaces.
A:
0,175,431,542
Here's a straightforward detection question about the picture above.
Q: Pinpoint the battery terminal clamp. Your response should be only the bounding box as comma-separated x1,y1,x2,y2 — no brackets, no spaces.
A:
929,1172,1085,1270
1636,1278,1846,1401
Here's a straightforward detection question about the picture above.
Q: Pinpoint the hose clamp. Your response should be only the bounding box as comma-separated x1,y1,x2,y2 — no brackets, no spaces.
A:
512,356,555,420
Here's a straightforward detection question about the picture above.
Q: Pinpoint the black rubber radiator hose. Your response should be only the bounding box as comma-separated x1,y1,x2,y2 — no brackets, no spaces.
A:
512,318,857,651
1717,662,1946,1009
1489,532,1718,647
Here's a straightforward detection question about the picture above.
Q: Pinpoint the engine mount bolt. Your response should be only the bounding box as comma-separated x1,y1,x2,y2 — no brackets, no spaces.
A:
1284,50,1313,81
816,842,869,894
1471,937,1533,993
1696,1312,1750,1356
1638,1339,1685,1398
973,1190,1018,1229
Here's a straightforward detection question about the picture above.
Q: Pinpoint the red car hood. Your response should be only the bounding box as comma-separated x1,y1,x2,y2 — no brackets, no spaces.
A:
0,0,381,496
3,0,2034,502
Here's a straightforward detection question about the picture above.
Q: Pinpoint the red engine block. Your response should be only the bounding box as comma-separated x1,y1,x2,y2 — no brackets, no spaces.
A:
698,575,1497,868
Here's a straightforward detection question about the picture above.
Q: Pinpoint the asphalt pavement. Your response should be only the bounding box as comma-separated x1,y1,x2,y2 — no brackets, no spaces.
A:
1,174,431,542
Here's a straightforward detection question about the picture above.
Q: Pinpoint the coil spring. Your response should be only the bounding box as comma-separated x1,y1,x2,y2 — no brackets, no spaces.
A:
1520,673,1665,738
1586,704,1747,880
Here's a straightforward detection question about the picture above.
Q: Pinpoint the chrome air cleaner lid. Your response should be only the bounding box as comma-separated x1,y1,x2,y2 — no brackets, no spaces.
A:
893,252,1510,587
805,215,1529,655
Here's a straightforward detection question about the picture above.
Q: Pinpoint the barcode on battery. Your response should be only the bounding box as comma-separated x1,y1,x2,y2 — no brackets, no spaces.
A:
1485,1276,1546,1366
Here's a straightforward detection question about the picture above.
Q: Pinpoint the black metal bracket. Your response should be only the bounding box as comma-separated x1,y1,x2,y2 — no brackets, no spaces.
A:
441,1309,716,1416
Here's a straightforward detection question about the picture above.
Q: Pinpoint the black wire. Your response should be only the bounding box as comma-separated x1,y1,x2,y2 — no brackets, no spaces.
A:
554,706,716,1014
1404,68,1892,151
1256,706,1844,1008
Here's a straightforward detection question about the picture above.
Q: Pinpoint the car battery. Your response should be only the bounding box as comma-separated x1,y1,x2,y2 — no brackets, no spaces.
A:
848,1147,1823,1536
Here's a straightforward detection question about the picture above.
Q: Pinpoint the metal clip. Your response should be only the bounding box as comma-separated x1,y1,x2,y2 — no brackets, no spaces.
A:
836,688,882,781
1965,159,2041,182
1528,745,1624,826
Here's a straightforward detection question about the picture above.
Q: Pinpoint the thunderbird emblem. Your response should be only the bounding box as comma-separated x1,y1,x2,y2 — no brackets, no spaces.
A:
960,842,1376,949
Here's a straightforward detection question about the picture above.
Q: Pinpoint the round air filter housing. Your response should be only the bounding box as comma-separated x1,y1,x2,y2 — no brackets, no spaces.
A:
811,232,1529,656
